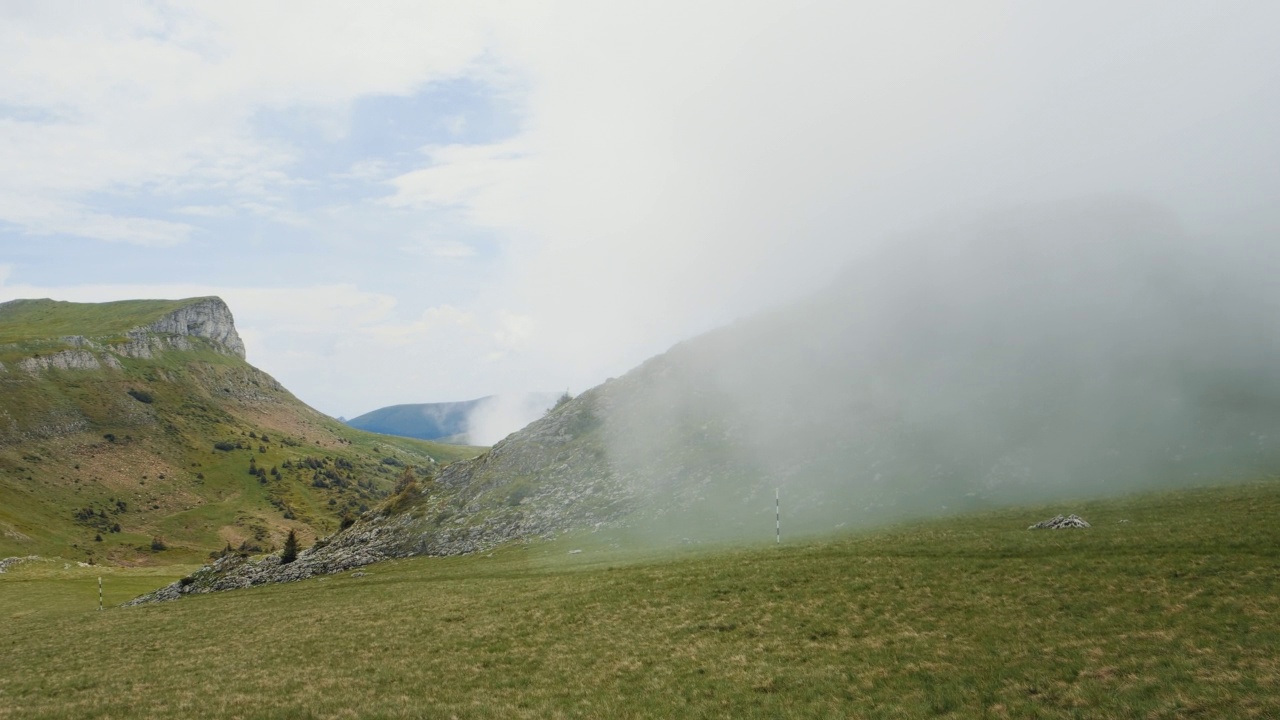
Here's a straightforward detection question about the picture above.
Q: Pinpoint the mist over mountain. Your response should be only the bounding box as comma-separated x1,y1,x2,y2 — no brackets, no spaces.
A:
486,197,1280,541
147,197,1280,600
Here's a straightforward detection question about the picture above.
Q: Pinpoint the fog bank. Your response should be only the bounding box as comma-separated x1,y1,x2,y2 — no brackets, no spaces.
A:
589,199,1280,541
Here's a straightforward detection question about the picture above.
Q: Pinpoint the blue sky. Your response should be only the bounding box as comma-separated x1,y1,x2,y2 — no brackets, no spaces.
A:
2,1,1280,427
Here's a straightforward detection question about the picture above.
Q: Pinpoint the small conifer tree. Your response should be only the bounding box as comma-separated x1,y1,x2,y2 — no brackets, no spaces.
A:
281,529,300,564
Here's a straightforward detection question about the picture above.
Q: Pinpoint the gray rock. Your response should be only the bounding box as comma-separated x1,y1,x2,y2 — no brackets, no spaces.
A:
1028,514,1091,529
18,350,102,373
0,555,42,573
142,297,245,359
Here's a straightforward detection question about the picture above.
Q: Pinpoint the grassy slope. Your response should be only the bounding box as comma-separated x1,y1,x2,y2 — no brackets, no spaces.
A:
2,479,1277,719
0,299,482,563
0,298,195,349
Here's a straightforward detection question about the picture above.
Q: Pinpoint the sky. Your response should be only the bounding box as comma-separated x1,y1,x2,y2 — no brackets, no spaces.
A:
1,1,1278,421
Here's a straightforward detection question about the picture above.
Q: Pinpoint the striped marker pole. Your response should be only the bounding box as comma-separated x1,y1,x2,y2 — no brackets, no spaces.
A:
98,577,103,611
776,488,780,544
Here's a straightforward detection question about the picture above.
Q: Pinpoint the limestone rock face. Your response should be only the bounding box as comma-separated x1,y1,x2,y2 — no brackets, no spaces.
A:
143,297,245,358
1028,514,1091,529
18,350,102,373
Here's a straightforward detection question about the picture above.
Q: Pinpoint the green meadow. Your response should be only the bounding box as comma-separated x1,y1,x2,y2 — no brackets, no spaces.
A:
3,480,1278,719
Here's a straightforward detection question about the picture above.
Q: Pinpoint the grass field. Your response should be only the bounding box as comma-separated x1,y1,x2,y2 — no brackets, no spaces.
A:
2,479,1278,719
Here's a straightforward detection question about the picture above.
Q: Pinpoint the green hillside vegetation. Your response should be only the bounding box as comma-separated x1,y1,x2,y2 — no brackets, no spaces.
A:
0,298,194,348
2,479,1277,718
0,297,482,564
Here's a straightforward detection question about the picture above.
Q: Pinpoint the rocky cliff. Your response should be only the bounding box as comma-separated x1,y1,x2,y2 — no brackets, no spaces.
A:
0,296,246,372
139,297,245,359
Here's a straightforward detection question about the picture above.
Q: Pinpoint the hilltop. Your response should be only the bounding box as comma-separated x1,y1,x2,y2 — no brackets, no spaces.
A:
0,296,481,565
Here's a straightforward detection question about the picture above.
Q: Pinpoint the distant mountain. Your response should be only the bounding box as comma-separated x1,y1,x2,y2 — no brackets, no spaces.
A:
0,296,480,565
346,400,479,441
138,198,1280,601
346,393,562,444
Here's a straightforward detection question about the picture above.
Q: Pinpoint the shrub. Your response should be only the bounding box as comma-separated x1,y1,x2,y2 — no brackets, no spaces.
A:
127,389,154,404
103,433,116,443
281,530,300,564
394,467,418,494
150,536,167,552
565,407,601,437
507,484,535,506
213,441,236,452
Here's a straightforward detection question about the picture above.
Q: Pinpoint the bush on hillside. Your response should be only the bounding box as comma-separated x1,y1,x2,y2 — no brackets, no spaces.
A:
127,389,154,404
281,530,300,564
546,391,573,416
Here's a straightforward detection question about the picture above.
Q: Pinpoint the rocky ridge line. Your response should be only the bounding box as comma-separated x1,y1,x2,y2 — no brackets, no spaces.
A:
9,297,245,375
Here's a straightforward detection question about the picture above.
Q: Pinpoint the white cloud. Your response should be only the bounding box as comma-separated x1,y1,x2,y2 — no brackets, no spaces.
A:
400,239,476,259
336,159,391,184
175,205,234,218
362,305,476,347
0,195,192,246
464,393,557,446
377,0,1280,391
4,1,1280,420
385,140,532,227
0,1,501,244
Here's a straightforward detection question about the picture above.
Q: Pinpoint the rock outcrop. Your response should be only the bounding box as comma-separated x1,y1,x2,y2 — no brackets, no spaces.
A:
4,297,246,376
141,297,245,359
1028,514,1091,529
0,555,42,573
17,350,102,373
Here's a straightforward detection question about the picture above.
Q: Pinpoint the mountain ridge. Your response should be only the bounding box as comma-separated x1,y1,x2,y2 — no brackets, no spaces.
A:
131,200,1280,601
0,295,482,565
